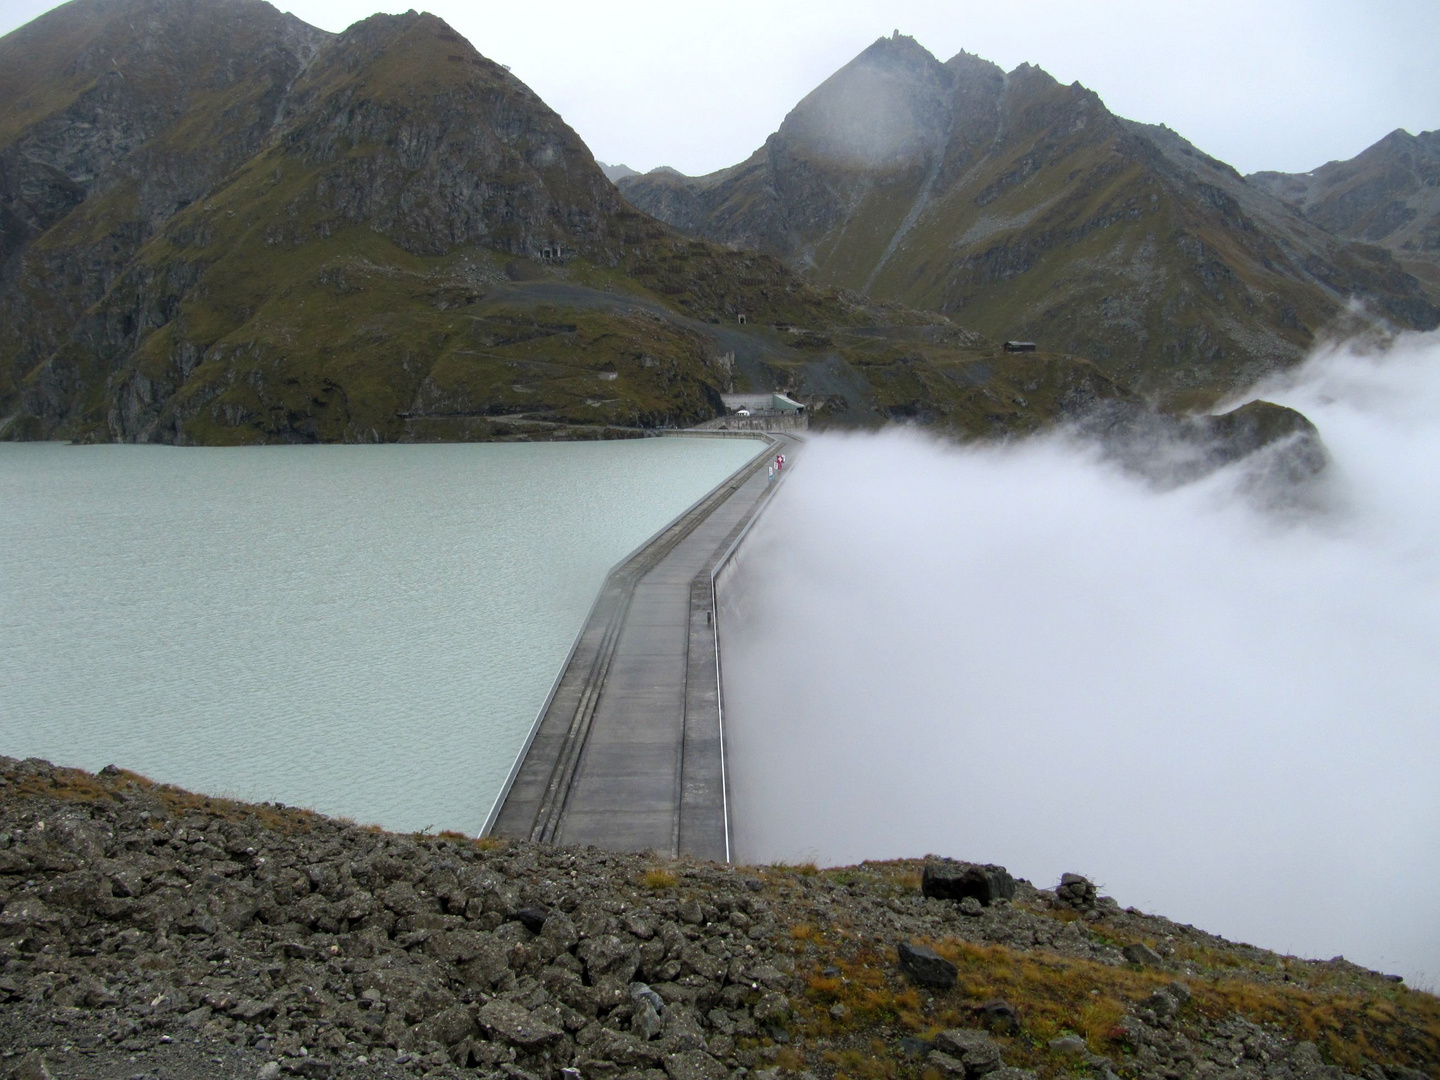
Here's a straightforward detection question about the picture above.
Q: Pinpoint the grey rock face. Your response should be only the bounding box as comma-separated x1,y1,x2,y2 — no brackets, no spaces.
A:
1249,128,1440,300
620,38,1439,402
0,0,332,415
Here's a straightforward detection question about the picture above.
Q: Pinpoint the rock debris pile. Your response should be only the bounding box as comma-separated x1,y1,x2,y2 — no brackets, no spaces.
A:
0,758,1435,1080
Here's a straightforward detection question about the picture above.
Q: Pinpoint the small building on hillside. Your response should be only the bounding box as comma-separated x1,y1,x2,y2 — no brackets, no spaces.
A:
1003,340,1037,353
721,392,805,416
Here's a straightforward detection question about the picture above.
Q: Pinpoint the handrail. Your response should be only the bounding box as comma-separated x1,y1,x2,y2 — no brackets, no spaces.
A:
708,434,805,861
478,431,776,838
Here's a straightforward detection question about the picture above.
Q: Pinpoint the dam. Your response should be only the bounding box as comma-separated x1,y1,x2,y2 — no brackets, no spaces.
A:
482,432,799,860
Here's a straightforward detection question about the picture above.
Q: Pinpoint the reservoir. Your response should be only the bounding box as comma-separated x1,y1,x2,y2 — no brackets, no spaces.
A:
0,437,762,835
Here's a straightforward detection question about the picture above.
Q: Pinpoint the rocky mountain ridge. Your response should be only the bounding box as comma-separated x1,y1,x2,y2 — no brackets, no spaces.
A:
618,35,1438,407
0,0,1158,445
2,756,1436,1080
1249,129,1440,299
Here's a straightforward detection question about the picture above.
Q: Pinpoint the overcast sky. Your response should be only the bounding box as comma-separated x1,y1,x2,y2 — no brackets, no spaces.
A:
2,0,1437,176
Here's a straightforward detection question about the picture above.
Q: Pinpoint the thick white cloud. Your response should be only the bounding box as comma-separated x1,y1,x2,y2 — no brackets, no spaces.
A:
718,330,1440,989
3,0,1435,176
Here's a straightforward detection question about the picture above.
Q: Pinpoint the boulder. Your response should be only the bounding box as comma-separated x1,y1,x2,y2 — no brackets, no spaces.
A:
925,1051,966,1076
933,1028,1002,1074
972,998,1021,1035
578,933,641,984
677,897,705,925
660,1005,707,1052
425,927,490,964
537,910,579,958
1143,982,1191,1021
921,861,1016,907
10,1052,55,1080
458,933,511,988
1122,943,1165,968
514,904,550,934
421,1004,477,1047
582,1027,665,1067
897,942,957,989
476,999,564,1048
664,1050,729,1080
632,998,664,1040
630,981,667,1015
752,991,791,1025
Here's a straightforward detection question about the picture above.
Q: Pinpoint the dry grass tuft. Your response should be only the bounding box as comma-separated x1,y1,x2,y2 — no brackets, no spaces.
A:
1191,978,1440,1072
772,1047,807,1072
786,920,1440,1076
772,860,820,878
8,761,319,835
641,867,677,890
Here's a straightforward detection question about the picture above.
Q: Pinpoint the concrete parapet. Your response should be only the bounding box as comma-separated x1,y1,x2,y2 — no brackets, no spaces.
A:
483,433,799,860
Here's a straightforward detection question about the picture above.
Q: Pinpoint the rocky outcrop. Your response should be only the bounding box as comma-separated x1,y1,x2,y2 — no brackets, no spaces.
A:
0,0,332,413
1,757,1434,1080
5,1,1080,448
920,861,1015,907
0,1,650,443
1249,129,1440,302
1072,397,1329,494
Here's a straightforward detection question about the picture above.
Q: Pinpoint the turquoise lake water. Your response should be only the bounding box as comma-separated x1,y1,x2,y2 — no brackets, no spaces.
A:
0,438,762,834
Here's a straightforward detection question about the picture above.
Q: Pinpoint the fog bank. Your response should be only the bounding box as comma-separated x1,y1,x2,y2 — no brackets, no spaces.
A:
719,331,1440,988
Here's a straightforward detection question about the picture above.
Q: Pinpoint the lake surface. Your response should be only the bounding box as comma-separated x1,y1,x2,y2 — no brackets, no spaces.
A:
0,437,762,834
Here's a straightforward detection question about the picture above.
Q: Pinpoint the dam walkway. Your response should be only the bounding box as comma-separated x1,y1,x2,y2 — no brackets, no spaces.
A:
482,432,797,861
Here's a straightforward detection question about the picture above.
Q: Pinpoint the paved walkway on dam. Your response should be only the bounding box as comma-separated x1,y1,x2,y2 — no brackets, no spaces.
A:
483,431,798,862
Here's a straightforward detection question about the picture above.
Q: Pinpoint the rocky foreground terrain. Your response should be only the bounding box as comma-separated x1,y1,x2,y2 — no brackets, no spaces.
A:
2,757,1436,1080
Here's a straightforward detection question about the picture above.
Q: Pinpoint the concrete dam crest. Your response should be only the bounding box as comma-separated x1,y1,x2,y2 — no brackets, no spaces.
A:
483,432,800,860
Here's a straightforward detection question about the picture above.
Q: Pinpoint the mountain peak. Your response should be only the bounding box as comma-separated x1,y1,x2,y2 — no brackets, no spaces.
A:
863,30,935,64
1246,127,1440,293
778,32,952,169
622,38,1438,400
944,49,1005,77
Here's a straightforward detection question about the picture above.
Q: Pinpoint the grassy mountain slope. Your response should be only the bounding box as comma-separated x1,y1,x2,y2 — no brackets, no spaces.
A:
1,2,1140,445
0,0,330,410
619,36,1438,408
1249,128,1440,300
